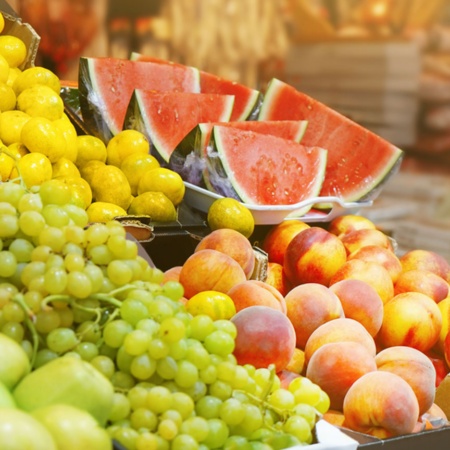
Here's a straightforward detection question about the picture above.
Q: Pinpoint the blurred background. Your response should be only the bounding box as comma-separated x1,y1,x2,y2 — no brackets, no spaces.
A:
7,0,450,256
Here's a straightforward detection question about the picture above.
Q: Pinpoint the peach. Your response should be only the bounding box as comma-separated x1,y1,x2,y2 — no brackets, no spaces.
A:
329,279,384,337
163,265,182,283
323,410,346,427
339,228,393,255
285,347,306,375
231,305,296,372
425,352,449,387
284,283,344,349
348,245,402,283
283,227,347,287
375,346,437,415
329,259,394,304
195,228,255,279
227,279,287,314
304,317,377,363
437,296,450,354
306,341,377,411
343,371,420,438
445,331,450,368
399,249,450,282
377,292,442,353
327,214,376,238
277,370,301,389
261,220,310,265
422,403,448,423
394,269,449,303
179,249,247,299
265,262,291,297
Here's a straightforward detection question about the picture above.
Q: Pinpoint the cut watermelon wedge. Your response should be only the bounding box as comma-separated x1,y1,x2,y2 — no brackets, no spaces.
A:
258,78,403,204
169,120,309,186
205,126,328,211
78,57,201,143
130,52,262,121
124,90,235,164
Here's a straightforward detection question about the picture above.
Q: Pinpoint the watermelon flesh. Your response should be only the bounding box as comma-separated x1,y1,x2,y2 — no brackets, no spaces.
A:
130,52,262,121
78,57,201,143
206,125,328,209
123,90,235,164
169,120,309,186
258,78,404,203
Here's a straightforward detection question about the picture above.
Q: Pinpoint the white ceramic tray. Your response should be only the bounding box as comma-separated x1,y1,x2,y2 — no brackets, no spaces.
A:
183,182,373,225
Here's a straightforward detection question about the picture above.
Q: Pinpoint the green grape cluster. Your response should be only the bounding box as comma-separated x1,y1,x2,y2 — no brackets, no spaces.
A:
0,179,330,450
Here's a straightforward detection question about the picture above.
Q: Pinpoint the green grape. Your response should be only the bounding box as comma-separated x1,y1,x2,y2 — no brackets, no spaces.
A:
23,289,43,313
0,251,17,277
185,342,210,370
30,245,53,262
181,380,207,402
38,179,71,206
156,356,178,380
116,345,134,374
199,364,217,385
111,370,136,390
98,342,118,360
223,435,249,450
174,360,199,388
108,392,132,423
103,320,134,348
204,330,235,357
105,220,126,236
85,223,110,246
169,339,187,360
74,341,99,361
231,365,250,390
122,259,143,282
20,339,33,360
219,397,246,426
72,298,99,323
161,409,183,429
180,416,209,442
146,386,173,414
42,204,70,227
27,274,47,295
66,271,92,298
8,238,34,262
33,348,58,369
90,355,115,379
0,202,16,215
216,360,237,384
17,192,43,212
46,327,79,353
171,434,199,450
64,253,85,272
146,297,174,323
130,407,158,431
195,395,223,419
124,329,151,355
55,306,73,328
291,377,323,407
63,204,89,227
213,320,237,339
236,402,263,436
162,280,184,301
282,415,312,444
87,244,114,265
150,267,165,284
64,224,86,245
120,298,149,326
61,242,84,257
2,301,25,322
147,337,170,360
106,259,133,286
248,441,273,450
171,391,195,419
293,403,318,429
83,263,104,293
130,353,157,380
35,309,61,334
315,389,331,415
209,379,233,401
43,266,68,294
135,317,159,335
1,321,25,342
158,317,186,343
45,253,64,269
0,214,19,238
267,388,296,411
158,418,178,441
76,320,101,343
0,182,25,207
127,385,150,411
202,418,229,449
18,210,46,236
189,315,216,342
38,226,65,252
106,234,128,258
135,432,162,450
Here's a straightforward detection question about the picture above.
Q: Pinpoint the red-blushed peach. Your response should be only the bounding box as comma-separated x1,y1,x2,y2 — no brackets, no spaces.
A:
195,228,255,279
231,305,296,372
265,262,291,296
425,351,449,387
329,259,394,304
306,341,377,411
399,249,450,282
285,347,306,375
277,370,301,389
327,214,377,238
377,292,442,353
437,296,450,354
261,220,310,265
343,371,420,438
283,227,347,287
322,410,346,427
227,279,287,314
163,265,182,283
348,245,402,283
375,346,437,415
304,317,377,363
329,279,384,337
179,249,247,299
284,283,344,349
339,228,394,256
394,269,449,303
445,330,450,368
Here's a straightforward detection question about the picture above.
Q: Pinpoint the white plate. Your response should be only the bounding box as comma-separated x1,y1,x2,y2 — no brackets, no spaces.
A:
183,182,373,225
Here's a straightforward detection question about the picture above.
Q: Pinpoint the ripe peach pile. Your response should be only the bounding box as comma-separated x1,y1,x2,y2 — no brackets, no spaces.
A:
167,215,450,439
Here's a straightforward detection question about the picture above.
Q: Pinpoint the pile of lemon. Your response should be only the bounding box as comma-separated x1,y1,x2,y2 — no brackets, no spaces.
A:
0,12,185,224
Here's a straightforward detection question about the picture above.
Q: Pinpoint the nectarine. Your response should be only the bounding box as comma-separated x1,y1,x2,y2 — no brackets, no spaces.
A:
327,214,376,238
265,262,291,297
399,249,450,282
339,228,393,255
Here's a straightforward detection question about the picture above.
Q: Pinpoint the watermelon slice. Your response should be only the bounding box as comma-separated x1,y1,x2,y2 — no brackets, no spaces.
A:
205,125,328,209
123,90,235,164
78,57,201,143
258,78,403,203
169,120,309,186
130,52,262,121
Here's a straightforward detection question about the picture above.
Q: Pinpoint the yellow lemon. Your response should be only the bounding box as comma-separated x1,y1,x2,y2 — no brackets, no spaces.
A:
120,153,160,196
0,82,16,111
86,202,127,223
0,54,9,84
52,158,81,179
16,152,52,188
75,135,107,168
58,176,93,210
21,117,66,163
53,114,78,162
0,35,27,68
6,67,21,87
137,167,185,206
0,110,30,145
0,148,14,181
207,197,255,238
106,129,149,167
79,160,105,186
128,191,177,222
12,66,61,95
8,142,28,158
186,291,236,320
0,13,4,34
90,164,133,210
16,84,64,121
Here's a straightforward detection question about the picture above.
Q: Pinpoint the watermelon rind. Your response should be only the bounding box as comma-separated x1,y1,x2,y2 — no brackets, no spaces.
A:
78,57,201,144
205,126,328,211
258,78,404,205
123,90,235,164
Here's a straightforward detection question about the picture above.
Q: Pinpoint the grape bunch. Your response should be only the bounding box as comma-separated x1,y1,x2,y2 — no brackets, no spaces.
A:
0,178,330,450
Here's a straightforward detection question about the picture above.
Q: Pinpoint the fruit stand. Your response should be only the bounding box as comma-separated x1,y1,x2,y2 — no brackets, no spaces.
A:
1,1,450,450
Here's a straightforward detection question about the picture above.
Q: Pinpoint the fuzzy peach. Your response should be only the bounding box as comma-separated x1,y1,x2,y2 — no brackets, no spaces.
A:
375,346,437,415
283,227,347,287
163,266,182,283
339,228,393,255
327,214,376,238
227,279,287,314
329,279,384,337
284,283,344,349
265,262,291,297
343,371,420,438
179,249,247,299
437,296,450,354
399,249,450,282
195,228,255,279
378,292,442,353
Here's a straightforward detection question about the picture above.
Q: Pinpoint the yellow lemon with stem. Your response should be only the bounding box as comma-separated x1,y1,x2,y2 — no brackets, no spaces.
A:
86,202,127,223
128,191,177,222
17,84,64,121
75,135,107,168
120,152,160,196
16,152,52,188
0,110,30,145
0,35,27,68
186,291,236,320
12,66,61,95
106,129,149,167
